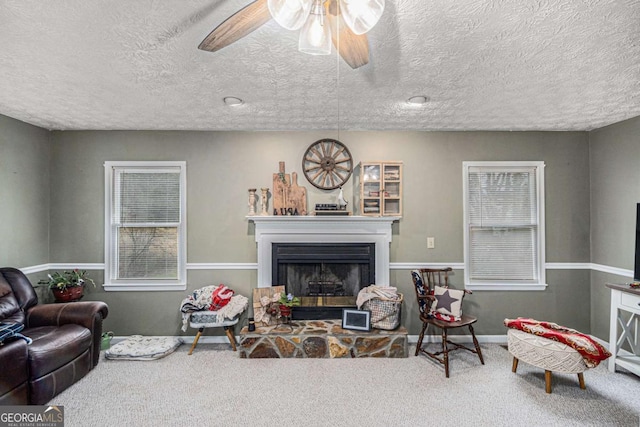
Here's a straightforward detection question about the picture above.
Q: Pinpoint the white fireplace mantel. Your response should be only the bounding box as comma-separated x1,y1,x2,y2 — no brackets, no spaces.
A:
248,216,399,288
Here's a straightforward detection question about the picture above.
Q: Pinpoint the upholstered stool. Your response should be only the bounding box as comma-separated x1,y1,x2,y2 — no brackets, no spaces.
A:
188,311,239,355
507,328,587,393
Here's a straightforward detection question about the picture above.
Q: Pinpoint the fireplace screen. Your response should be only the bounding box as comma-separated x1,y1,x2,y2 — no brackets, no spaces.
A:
272,243,375,319
283,262,363,297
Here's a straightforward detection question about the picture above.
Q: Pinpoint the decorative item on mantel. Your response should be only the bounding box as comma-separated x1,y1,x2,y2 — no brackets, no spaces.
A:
337,186,348,210
272,161,307,216
38,269,96,303
260,188,269,215
247,188,257,216
312,186,351,216
302,139,354,190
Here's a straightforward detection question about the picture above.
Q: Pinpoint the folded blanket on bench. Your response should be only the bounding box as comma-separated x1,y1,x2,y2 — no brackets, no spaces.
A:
504,317,611,368
180,285,248,332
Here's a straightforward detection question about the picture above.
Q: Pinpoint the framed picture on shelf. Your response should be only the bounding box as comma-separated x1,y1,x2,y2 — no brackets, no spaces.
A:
342,309,371,331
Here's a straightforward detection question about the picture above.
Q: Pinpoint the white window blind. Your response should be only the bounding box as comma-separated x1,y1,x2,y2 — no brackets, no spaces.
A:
104,162,186,291
463,162,546,290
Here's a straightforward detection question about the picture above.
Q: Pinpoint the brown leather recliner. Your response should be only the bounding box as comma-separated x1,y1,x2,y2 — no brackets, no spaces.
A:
0,267,108,405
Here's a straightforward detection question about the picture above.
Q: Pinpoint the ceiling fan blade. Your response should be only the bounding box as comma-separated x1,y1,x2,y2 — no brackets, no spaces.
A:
327,3,369,69
198,0,272,53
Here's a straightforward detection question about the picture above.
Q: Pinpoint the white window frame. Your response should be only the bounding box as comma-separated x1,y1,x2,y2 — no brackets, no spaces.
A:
104,161,187,291
463,161,546,291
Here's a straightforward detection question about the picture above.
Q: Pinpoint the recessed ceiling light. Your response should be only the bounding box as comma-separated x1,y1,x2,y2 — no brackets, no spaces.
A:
408,96,429,105
223,96,244,106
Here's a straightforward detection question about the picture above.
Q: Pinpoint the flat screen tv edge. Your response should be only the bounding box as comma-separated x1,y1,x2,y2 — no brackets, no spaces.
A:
633,203,640,282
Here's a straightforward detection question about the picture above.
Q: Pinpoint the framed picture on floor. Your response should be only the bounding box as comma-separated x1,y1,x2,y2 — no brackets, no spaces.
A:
342,309,371,331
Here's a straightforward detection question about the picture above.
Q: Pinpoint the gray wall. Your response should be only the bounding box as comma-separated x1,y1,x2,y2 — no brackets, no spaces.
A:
0,115,50,269
47,129,593,337
589,115,640,339
7,113,621,339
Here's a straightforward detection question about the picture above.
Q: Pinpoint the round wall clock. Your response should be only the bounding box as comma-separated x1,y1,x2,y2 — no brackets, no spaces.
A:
302,139,354,190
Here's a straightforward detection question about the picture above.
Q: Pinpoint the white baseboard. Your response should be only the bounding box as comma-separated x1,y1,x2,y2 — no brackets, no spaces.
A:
110,335,237,346
407,334,507,344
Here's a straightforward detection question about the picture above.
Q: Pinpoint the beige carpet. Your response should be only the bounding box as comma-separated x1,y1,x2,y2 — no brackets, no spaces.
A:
50,343,640,427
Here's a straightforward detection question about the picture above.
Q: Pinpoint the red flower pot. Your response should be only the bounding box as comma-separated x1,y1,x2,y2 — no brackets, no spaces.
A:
52,286,84,303
279,305,292,318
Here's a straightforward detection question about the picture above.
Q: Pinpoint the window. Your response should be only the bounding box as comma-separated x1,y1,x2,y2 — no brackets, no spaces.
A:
463,161,546,290
104,161,186,291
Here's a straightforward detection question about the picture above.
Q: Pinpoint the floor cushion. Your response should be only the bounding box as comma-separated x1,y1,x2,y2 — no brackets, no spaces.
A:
105,335,183,361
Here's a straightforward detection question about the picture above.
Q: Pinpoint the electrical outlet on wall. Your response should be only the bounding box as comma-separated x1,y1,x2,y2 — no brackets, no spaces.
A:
427,237,435,249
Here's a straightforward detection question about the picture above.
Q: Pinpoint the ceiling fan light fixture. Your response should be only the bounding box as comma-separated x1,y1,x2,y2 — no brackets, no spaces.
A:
268,0,314,31
339,0,385,35
298,0,332,55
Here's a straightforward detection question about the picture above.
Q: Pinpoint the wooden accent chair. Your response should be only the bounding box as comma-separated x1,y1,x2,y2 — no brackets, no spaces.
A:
411,268,484,377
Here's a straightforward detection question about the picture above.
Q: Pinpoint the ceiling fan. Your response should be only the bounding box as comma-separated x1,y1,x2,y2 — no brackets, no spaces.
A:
198,0,385,69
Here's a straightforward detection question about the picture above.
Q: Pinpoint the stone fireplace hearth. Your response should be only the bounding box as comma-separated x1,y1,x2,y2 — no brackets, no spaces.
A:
239,320,408,358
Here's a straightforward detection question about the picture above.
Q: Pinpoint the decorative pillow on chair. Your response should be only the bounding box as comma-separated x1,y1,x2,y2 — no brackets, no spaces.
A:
429,286,465,322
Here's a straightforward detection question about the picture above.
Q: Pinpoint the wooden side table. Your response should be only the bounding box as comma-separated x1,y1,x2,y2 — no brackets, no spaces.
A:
606,283,640,376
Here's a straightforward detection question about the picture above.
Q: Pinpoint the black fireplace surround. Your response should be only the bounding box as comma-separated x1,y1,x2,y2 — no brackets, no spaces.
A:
271,243,375,319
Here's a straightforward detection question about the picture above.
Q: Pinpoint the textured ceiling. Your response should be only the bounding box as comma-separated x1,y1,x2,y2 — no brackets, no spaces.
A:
0,0,639,131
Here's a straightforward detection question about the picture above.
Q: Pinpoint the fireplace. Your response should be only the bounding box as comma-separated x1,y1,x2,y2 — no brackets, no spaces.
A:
249,215,399,319
272,243,375,319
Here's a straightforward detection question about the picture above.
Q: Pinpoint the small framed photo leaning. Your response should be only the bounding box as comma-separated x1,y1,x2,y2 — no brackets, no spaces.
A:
342,309,371,332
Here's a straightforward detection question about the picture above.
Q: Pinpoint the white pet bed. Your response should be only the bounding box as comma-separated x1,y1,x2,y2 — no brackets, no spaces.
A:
105,335,183,361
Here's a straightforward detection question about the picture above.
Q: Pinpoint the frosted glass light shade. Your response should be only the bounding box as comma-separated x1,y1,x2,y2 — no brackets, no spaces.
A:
340,0,385,35
268,0,313,31
298,1,332,55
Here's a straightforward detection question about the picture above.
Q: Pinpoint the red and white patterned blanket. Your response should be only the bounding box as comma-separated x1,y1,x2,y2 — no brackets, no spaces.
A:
504,317,611,368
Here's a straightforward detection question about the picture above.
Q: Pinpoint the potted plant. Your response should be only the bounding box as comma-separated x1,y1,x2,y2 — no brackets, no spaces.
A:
38,269,96,302
278,292,301,320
